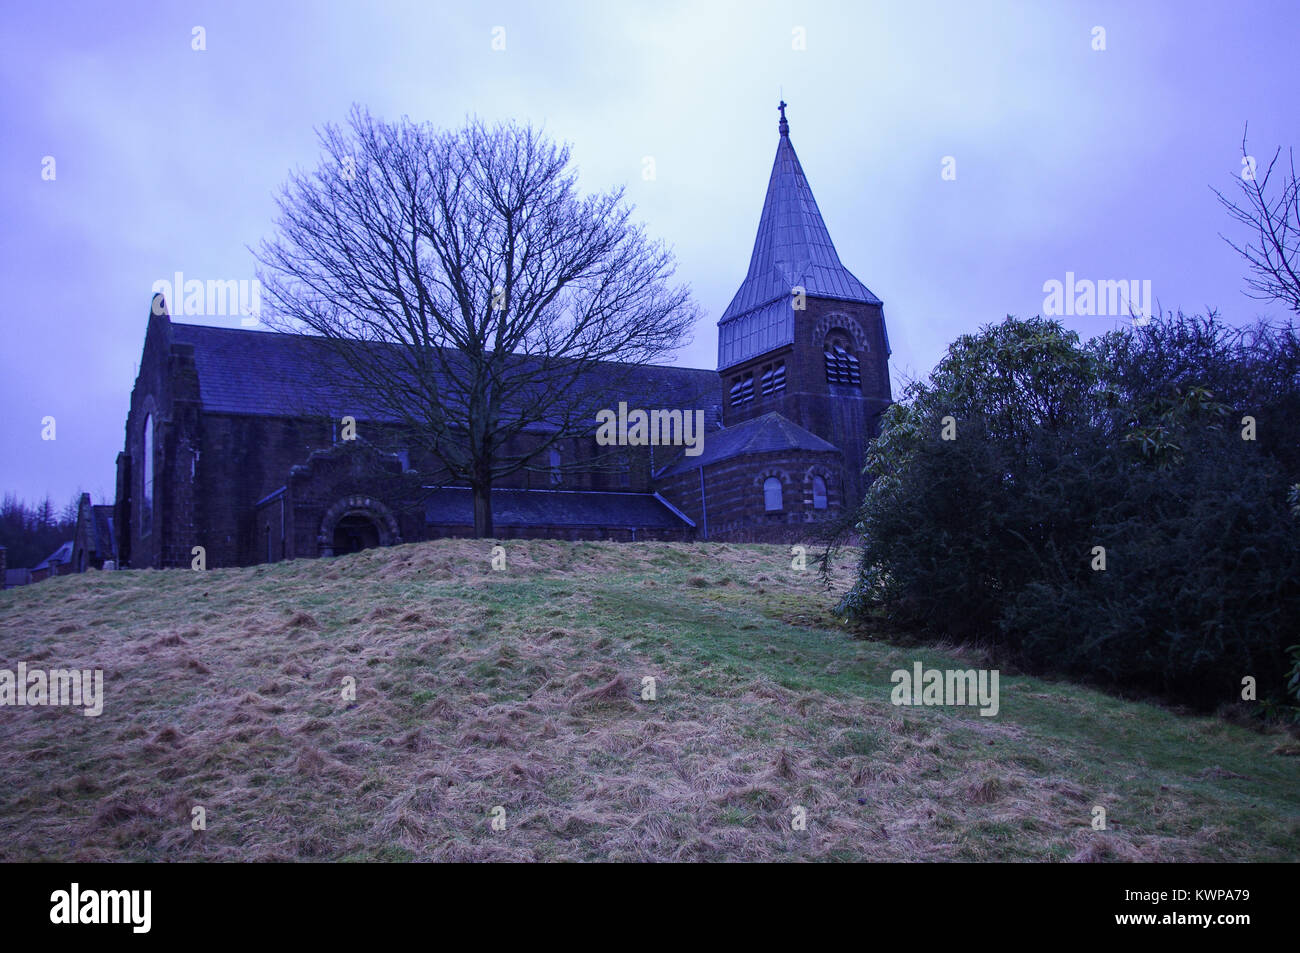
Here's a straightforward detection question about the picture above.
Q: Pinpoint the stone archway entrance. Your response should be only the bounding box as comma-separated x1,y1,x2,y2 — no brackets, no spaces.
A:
317,496,402,557
333,513,380,555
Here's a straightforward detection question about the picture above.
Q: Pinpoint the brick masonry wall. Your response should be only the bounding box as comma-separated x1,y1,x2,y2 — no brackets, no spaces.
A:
119,308,855,566
204,419,664,563
114,451,132,569
719,296,892,506
71,493,91,572
196,413,337,566
655,447,844,542
118,307,204,570
425,523,691,543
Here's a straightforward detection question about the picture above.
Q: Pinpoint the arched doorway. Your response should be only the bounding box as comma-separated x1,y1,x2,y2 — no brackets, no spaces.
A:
317,495,402,557
332,513,380,555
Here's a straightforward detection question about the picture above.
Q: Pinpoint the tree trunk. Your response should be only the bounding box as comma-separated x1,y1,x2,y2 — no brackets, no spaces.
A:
472,477,494,538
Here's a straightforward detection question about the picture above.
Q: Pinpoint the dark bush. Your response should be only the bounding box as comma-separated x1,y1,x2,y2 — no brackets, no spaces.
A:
840,313,1300,710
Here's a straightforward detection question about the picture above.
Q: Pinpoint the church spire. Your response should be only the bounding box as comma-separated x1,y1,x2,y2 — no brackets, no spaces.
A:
716,104,880,369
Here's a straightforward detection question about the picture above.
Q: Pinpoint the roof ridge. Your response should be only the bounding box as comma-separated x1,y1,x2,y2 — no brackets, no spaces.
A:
658,410,840,476
170,321,714,375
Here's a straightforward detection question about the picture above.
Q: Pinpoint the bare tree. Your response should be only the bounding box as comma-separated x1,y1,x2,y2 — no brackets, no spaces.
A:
1213,124,1300,313
256,107,699,536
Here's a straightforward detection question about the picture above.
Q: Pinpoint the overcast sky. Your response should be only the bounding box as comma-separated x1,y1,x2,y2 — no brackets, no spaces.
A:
2,0,1297,511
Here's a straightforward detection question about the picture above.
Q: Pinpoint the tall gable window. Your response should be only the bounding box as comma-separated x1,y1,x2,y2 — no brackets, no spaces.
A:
760,360,786,397
763,476,783,511
141,414,154,536
729,372,754,405
824,334,861,387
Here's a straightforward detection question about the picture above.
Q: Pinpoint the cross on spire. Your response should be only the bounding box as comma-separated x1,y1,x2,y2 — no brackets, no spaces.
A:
778,100,789,137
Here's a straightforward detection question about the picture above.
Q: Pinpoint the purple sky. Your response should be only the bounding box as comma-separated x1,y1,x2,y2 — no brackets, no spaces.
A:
2,0,1297,510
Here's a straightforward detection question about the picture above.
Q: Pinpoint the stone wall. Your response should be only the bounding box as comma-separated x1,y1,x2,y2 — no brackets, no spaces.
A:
425,522,691,543
655,447,844,542
719,296,891,505
117,302,204,569
116,303,867,566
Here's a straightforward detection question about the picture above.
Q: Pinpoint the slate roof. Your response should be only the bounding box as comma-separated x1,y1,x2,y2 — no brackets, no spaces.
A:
718,112,880,370
170,322,724,431
657,411,841,477
33,541,74,572
423,487,693,530
171,323,369,419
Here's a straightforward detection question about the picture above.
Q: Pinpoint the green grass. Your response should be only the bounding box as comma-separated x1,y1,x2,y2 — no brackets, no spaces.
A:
0,538,1295,861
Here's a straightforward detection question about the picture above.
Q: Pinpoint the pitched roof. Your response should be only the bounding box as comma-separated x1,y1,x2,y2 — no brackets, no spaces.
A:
33,541,74,572
169,322,723,431
718,111,880,369
171,323,368,419
657,411,840,477
423,487,692,530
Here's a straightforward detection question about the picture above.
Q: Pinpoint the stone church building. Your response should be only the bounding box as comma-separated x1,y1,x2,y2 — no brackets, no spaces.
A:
113,109,893,568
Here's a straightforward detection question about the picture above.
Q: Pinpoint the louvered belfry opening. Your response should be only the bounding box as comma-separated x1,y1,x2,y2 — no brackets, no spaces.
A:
729,371,755,405
760,360,786,396
824,340,860,387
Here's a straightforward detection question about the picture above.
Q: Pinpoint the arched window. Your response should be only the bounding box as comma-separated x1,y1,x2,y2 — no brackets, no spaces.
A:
812,475,828,510
763,476,783,512
141,414,154,536
549,448,562,485
824,333,861,386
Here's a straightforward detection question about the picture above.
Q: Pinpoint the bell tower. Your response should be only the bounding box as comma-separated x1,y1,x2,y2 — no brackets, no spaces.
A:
716,104,893,503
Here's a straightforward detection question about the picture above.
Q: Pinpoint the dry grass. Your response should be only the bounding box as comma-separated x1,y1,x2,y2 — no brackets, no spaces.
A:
0,539,1296,862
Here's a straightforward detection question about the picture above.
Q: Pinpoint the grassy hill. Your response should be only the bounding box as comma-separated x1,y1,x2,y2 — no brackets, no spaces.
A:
0,539,1296,862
